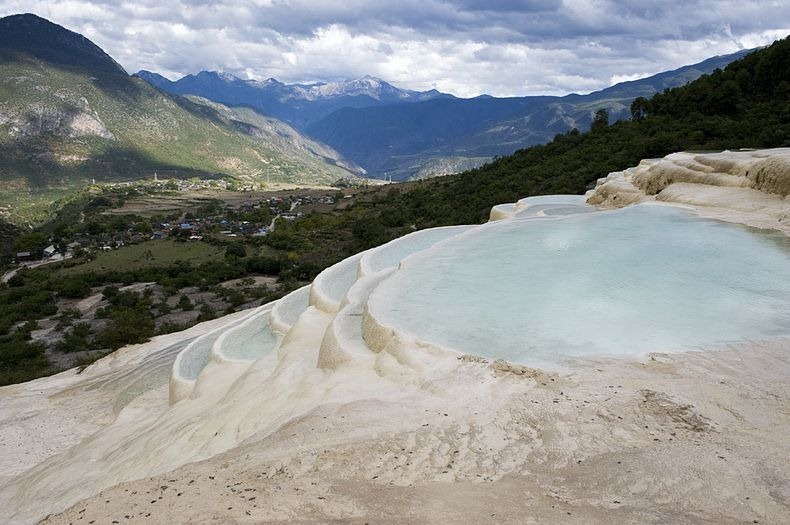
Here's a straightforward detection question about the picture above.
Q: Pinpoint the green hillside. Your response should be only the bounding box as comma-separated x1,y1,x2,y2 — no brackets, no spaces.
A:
0,15,358,225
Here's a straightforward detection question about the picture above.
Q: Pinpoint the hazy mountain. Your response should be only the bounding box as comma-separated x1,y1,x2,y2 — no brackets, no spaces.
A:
306,49,754,180
135,70,452,129
306,96,555,180
0,14,361,224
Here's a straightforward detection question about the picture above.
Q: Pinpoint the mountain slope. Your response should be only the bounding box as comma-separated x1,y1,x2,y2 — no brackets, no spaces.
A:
136,70,451,129
0,14,360,224
307,49,754,180
0,13,126,76
183,96,364,174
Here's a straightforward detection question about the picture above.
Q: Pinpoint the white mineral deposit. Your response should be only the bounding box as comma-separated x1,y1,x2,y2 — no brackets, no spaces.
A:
1,149,789,524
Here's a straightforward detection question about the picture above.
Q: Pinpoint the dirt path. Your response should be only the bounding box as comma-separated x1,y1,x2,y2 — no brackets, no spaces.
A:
2,255,71,283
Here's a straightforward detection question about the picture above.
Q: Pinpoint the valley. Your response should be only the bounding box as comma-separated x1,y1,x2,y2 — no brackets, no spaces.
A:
0,14,362,225
0,178,382,385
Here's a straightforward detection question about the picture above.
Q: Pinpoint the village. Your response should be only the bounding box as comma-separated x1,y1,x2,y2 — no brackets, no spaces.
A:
10,186,347,267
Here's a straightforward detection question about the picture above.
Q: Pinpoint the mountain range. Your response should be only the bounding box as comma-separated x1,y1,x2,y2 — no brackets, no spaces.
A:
306,49,754,180
142,49,753,180
0,13,361,224
135,70,451,130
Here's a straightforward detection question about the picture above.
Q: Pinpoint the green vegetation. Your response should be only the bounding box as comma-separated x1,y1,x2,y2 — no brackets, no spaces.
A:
0,333,51,385
0,185,321,384
0,251,294,385
0,218,23,258
93,290,156,350
61,240,224,275
56,322,92,353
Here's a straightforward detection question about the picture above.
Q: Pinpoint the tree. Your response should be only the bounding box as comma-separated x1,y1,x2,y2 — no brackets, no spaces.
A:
56,277,91,299
591,108,609,132
224,243,247,258
108,216,129,233
133,220,153,235
95,308,154,350
177,294,194,311
53,223,73,239
630,97,649,121
14,232,47,255
197,303,216,322
85,219,106,235
56,322,92,353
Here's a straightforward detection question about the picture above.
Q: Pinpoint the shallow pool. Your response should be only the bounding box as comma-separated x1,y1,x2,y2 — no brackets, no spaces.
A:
368,204,790,366
220,315,280,361
363,225,474,273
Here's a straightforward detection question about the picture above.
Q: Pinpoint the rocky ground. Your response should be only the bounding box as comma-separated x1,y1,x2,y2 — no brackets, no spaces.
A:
29,339,790,525
22,278,279,371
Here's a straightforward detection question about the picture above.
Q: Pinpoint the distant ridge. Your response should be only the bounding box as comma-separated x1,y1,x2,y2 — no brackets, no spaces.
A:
135,70,452,129
304,48,757,180
584,48,755,99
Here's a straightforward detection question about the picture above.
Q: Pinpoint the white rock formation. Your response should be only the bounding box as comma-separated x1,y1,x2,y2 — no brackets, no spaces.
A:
586,148,790,233
65,111,114,139
1,149,789,524
3,104,114,139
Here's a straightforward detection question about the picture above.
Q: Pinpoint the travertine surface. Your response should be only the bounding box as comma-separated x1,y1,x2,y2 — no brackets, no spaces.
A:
1,149,788,524
586,148,790,233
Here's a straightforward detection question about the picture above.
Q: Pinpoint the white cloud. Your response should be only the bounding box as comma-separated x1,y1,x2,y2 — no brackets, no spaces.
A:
609,72,651,84
0,0,788,96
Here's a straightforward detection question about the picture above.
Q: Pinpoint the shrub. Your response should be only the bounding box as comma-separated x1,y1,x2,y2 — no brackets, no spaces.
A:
57,277,91,299
224,243,246,258
177,294,193,311
94,308,154,350
197,303,216,322
56,322,92,353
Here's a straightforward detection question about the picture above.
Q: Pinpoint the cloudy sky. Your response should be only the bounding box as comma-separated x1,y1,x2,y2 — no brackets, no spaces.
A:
1,1,788,97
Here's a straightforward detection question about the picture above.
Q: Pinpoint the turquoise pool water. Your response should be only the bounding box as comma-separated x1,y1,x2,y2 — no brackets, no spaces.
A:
363,226,474,273
368,204,790,365
178,330,225,380
274,286,310,327
220,316,280,361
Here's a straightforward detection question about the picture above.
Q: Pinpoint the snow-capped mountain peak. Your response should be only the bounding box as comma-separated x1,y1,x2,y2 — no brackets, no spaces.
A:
287,76,400,101
217,71,240,82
